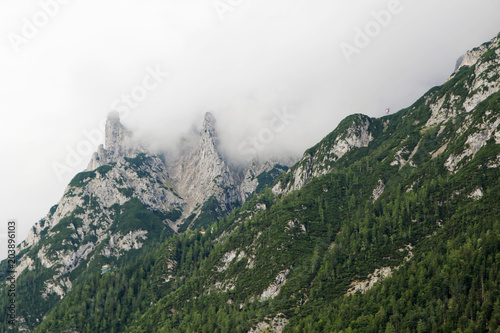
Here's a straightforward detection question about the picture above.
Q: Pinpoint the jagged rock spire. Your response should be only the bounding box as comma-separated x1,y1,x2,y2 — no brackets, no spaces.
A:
202,111,216,134
171,111,239,213
105,111,133,156
86,111,144,171
200,111,219,151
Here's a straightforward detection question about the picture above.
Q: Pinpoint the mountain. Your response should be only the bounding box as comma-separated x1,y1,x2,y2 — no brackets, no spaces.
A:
124,32,498,332
2,32,500,332
0,111,289,331
169,112,290,232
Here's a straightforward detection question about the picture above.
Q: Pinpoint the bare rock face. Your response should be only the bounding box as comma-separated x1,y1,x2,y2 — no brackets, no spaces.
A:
445,115,500,172
454,42,490,73
427,35,500,127
260,269,290,301
248,314,288,333
87,111,147,171
15,111,291,311
273,114,373,195
17,112,184,304
239,158,291,202
170,112,292,229
171,112,241,214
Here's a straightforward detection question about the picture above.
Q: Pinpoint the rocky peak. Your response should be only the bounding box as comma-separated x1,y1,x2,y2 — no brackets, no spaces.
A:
272,114,373,195
454,42,490,73
171,112,238,213
427,34,500,127
202,111,217,137
87,112,145,171
105,111,132,153
198,111,220,156
169,112,294,230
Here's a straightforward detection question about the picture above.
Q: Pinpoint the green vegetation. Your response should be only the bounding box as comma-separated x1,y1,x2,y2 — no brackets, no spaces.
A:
189,195,225,231
0,258,60,332
34,85,500,331
125,153,151,178
96,163,115,176
34,233,213,333
4,36,500,332
0,196,174,331
48,204,58,217
109,198,173,239
178,213,196,233
124,153,148,168
69,170,96,187
255,165,289,194
118,187,135,198
44,214,83,258
154,208,183,223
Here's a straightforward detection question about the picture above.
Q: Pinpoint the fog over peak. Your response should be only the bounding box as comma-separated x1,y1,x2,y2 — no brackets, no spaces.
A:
1,0,500,255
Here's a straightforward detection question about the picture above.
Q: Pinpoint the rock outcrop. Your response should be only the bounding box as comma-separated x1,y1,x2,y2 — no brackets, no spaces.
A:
14,110,291,322
169,112,292,229
427,34,500,127
272,114,373,195
87,111,147,171
171,112,241,215
454,43,490,73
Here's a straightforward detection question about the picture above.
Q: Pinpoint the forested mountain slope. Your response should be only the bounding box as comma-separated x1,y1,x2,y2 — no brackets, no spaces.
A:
8,32,500,332
0,113,288,332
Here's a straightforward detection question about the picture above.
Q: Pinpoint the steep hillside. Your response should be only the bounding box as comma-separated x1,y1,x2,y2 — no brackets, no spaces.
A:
170,112,290,232
0,112,289,331
0,112,182,330
30,32,500,332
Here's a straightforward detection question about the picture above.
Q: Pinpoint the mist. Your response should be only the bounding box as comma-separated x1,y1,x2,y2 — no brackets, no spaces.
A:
1,0,500,253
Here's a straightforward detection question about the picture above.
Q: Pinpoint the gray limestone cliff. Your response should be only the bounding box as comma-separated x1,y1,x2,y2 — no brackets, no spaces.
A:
170,112,292,230
87,111,147,171
272,114,373,195
428,35,500,127
16,114,185,307
171,112,241,216
14,110,291,319
454,41,491,73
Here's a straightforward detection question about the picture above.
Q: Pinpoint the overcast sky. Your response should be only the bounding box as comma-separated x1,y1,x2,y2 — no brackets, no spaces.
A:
1,0,500,258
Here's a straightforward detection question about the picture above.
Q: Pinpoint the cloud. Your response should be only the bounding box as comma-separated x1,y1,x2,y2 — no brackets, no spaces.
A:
1,0,500,253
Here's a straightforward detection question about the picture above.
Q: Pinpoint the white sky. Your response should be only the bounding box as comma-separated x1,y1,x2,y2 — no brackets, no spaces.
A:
1,0,500,259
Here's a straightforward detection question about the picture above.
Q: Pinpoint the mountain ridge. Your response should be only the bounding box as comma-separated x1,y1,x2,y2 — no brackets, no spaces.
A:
2,110,291,330
1,31,499,332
